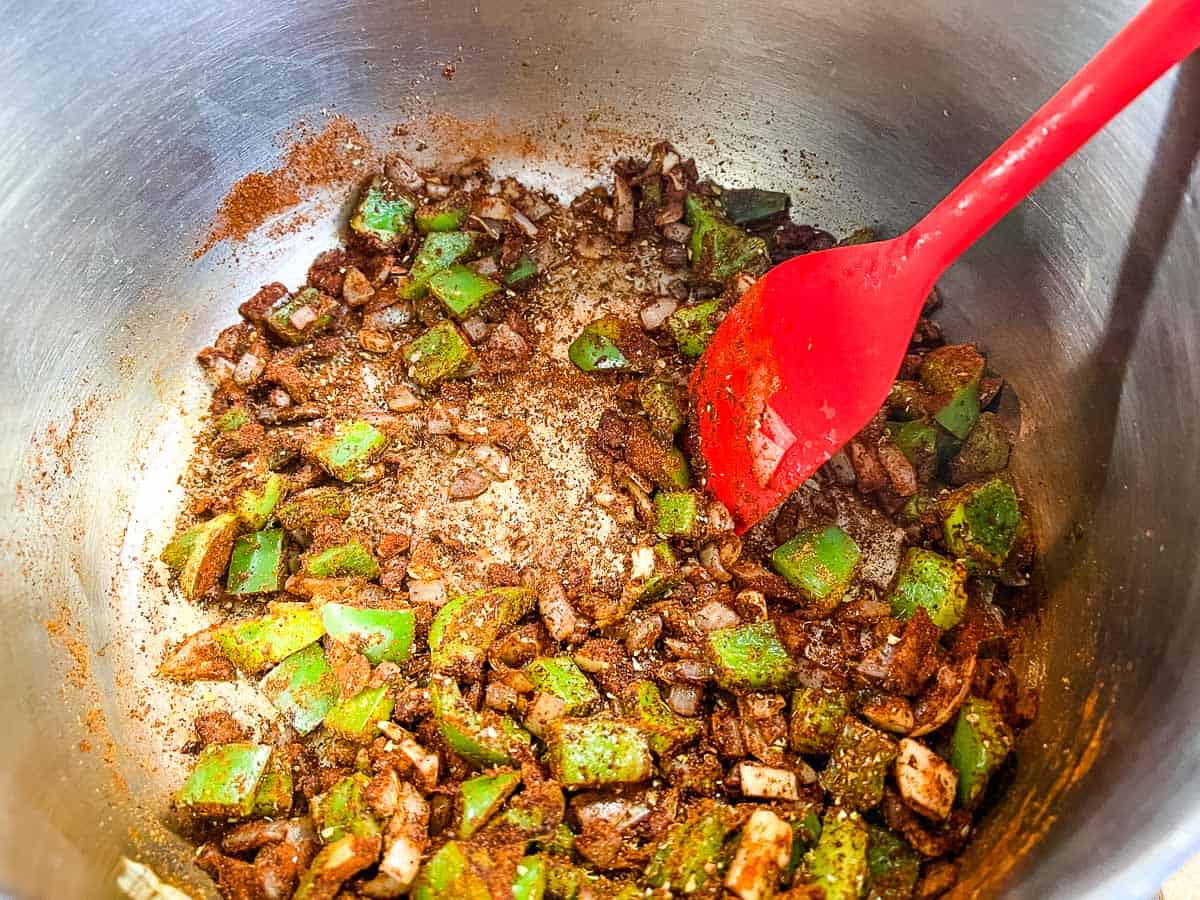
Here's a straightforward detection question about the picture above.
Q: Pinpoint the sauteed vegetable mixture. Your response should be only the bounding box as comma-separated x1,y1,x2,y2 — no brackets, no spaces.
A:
163,143,1036,899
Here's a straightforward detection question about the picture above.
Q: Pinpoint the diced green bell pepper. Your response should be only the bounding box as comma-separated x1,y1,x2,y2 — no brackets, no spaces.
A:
259,642,339,735
949,696,1013,809
654,491,699,537
629,681,701,756
312,772,380,842
919,345,985,395
546,858,600,900
164,512,239,600
948,412,1011,486
175,742,271,818
864,824,921,900
790,686,852,754
943,477,1022,572
399,231,477,300
771,525,861,605
706,621,795,691
719,188,791,230
644,802,737,894
887,381,928,421
484,782,564,841
303,539,379,579
541,822,577,857
265,287,335,345
226,528,285,595
546,719,653,787
685,194,770,285
276,486,352,531
350,177,416,247
324,684,394,742
619,541,682,614
568,317,631,372
819,718,898,812
429,586,535,676
411,841,492,900
513,855,547,900
803,810,869,900
886,420,940,475
839,227,881,246
429,264,501,320
666,300,721,359
252,750,293,817
214,602,325,673
429,675,531,767
640,378,685,440
308,420,388,483
321,603,415,664
889,547,968,630
934,379,980,440
401,320,478,388
234,473,286,531
504,252,539,288
415,204,468,234
215,406,249,432
525,656,602,715
459,769,522,837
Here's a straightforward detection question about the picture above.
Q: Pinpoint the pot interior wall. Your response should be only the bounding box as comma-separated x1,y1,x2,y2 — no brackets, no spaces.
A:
2,1,1199,897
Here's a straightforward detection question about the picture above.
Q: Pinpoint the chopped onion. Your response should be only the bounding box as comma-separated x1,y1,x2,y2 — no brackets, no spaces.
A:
574,233,612,260
524,692,566,739
511,207,539,237
725,809,793,900
426,404,454,435
475,196,512,220
699,542,732,583
424,181,452,199
623,614,663,654
407,579,447,607
538,580,587,643
895,738,957,821
695,601,741,632
387,386,422,413
733,589,768,622
660,222,691,244
639,296,679,331
460,316,491,343
666,683,703,717
233,352,264,385
661,151,680,174
613,175,635,233
469,256,500,277
470,444,511,480
737,762,799,800
485,681,519,712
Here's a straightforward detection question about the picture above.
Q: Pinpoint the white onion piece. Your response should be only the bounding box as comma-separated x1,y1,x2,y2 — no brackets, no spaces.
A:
737,762,799,800
524,692,566,738
510,207,539,237
640,296,679,331
666,683,703,717
460,316,491,343
476,196,512,220
695,601,741,632
407,579,447,607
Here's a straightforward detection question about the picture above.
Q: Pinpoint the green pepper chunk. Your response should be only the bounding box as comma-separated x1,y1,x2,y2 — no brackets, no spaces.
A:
886,420,940,475
685,195,770,284
628,681,701,756
771,525,861,605
525,656,602,714
350,177,416,247
234,473,286,531
644,802,737,894
719,188,791,230
839,226,881,246
175,742,271,818
259,642,339,735
504,252,539,288
513,855,547,900
214,602,325,673
943,477,1022,572
459,769,522,837
303,539,379,579
919,344,985,395
889,547,968,630
401,320,478,388
215,406,249,433
819,718,898,811
654,491,698,537
226,528,285,595
399,231,477,300
706,621,795,691
415,204,468,234
546,719,653,787
312,772,380,841
251,750,294,817
411,841,492,900
790,686,852,753
276,486,352,532
949,696,1013,808
429,264,502,320
803,810,869,900
484,781,565,842
162,512,239,600
568,317,631,372
307,420,388,483
265,287,336,345
666,300,721,358
640,378,685,440
864,824,921,900
321,603,415,665
934,378,981,440
429,675,531,767
324,684,394,743
429,586,535,676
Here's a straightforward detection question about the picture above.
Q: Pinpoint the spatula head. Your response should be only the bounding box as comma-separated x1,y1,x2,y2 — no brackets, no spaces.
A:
690,237,931,530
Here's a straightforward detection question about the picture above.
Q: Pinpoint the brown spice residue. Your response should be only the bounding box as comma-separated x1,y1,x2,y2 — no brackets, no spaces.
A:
46,604,91,690
197,116,375,257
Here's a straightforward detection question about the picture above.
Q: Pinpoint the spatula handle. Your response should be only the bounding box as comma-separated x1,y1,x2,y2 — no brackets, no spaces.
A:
911,0,1200,271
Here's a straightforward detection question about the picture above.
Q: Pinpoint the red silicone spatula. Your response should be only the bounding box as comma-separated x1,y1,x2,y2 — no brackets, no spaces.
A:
692,0,1200,531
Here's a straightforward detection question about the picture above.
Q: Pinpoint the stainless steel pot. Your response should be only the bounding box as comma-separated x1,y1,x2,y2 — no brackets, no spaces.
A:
2,0,1199,897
